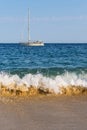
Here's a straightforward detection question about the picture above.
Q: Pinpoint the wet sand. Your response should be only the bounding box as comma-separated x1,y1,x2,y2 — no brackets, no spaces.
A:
0,95,87,130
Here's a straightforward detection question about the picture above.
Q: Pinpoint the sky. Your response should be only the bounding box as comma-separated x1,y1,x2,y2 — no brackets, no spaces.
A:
0,0,87,43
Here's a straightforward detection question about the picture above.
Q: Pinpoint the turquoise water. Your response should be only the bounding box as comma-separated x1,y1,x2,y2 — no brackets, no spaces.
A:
0,43,87,93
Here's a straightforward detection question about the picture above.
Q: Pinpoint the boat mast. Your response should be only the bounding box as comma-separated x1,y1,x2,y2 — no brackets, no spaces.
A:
28,8,30,42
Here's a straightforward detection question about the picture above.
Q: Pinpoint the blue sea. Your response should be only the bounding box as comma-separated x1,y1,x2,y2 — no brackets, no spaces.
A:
0,43,87,94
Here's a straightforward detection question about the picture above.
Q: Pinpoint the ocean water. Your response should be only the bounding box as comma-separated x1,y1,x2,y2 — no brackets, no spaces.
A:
0,43,87,94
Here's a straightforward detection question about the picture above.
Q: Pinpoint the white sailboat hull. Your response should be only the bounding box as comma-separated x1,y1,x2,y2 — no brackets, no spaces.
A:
25,41,44,46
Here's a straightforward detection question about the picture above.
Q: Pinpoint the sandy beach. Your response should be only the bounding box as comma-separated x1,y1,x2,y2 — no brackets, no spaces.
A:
0,95,87,130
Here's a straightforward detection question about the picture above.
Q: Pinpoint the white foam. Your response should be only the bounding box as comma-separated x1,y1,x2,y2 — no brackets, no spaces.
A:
0,72,87,93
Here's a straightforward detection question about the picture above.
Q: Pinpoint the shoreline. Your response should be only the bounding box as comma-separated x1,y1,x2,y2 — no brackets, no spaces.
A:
0,95,87,130
0,85,87,97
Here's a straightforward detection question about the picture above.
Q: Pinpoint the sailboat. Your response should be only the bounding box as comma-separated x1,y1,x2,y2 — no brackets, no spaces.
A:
23,9,44,46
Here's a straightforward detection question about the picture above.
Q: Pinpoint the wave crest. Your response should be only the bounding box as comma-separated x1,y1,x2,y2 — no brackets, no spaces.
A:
0,72,87,96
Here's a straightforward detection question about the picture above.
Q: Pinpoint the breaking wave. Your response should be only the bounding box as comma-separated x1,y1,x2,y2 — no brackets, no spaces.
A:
0,71,87,96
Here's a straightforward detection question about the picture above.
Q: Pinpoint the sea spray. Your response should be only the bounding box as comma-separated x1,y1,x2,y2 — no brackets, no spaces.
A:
0,71,87,96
